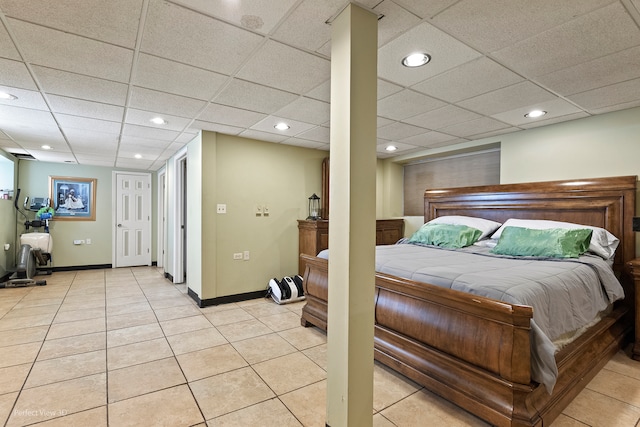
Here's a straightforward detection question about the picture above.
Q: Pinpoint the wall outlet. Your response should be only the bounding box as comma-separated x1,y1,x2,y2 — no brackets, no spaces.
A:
233,252,243,260
243,250,250,260
263,206,269,216
255,205,262,216
217,204,227,214
86,238,92,245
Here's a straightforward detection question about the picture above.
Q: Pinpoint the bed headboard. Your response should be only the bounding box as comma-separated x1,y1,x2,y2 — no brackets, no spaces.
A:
424,176,637,275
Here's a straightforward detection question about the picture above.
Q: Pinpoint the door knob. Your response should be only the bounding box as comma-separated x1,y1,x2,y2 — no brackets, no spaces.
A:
117,224,122,227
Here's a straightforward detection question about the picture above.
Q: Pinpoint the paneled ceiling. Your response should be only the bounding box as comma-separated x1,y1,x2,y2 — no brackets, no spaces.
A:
0,0,639,170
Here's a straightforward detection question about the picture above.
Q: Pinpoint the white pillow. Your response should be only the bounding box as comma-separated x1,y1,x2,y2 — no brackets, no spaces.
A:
490,219,619,260
428,215,502,240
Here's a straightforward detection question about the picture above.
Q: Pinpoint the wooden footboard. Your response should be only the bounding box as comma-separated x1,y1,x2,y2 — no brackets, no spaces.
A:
300,253,632,427
299,175,636,426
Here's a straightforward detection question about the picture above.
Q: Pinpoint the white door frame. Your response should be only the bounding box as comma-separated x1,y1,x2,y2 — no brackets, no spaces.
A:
111,171,152,268
172,149,187,283
157,167,166,269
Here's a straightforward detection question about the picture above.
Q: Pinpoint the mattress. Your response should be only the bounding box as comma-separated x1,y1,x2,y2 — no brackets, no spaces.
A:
317,242,625,392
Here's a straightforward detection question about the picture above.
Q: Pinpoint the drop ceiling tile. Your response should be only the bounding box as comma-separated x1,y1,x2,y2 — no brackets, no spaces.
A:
377,116,394,128
170,0,299,34
0,0,143,48
65,129,119,148
238,129,288,143
74,156,116,167
281,137,326,149
589,100,640,115
568,78,640,112
193,120,243,135
377,121,430,140
0,104,57,127
391,0,459,19
378,89,447,120
8,19,133,82
519,111,590,130
535,46,640,96
491,98,584,126
0,86,48,110
3,126,66,145
492,3,640,78
27,151,75,163
116,158,154,169
32,66,128,105
274,97,330,125
141,0,264,75
122,123,180,141
305,80,331,102
375,1,421,46
378,80,404,100
237,41,330,94
119,134,170,149
403,105,482,130
56,114,121,134
214,79,298,114
0,58,37,90
129,87,207,118
134,54,229,101
249,116,315,136
270,0,343,52
411,56,524,103
378,22,482,87
469,127,520,140
125,108,193,132
197,103,266,128
118,145,164,157
432,0,615,52
457,81,557,116
47,95,124,122
377,141,422,156
399,131,459,148
174,131,199,144
295,126,330,143
437,117,510,138
0,22,20,60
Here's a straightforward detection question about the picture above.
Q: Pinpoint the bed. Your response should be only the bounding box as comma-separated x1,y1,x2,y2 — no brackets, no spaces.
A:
299,175,638,427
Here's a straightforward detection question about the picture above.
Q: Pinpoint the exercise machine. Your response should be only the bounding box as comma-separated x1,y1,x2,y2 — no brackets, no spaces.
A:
0,189,53,288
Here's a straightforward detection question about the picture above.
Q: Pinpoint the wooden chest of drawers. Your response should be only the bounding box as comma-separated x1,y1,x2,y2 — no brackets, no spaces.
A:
297,218,405,275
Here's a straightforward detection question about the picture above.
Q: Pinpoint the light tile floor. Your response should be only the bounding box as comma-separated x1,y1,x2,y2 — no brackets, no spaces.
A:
1,267,640,426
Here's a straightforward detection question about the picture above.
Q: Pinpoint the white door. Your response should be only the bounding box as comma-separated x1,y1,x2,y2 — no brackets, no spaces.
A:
115,173,151,267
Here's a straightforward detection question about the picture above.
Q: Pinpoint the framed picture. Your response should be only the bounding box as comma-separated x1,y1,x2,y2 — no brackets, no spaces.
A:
49,176,96,221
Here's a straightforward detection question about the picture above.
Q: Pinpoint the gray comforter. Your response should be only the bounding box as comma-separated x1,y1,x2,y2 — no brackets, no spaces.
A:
317,242,625,392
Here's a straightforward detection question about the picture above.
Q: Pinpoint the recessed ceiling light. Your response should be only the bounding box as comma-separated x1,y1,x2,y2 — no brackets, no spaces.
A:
525,110,547,118
0,91,18,100
274,122,290,131
134,154,142,159
385,145,397,152
402,52,431,67
150,117,167,125
41,145,52,150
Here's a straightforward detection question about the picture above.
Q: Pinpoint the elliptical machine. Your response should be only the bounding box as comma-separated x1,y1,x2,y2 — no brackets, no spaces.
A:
0,189,53,288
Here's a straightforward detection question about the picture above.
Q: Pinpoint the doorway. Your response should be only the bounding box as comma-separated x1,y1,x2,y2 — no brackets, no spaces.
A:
172,152,187,283
113,172,151,267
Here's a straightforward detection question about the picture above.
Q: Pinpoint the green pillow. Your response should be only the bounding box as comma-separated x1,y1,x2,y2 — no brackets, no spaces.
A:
491,226,593,258
408,223,482,248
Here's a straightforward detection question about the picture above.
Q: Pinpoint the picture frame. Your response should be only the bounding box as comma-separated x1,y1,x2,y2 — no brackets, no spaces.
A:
49,176,96,221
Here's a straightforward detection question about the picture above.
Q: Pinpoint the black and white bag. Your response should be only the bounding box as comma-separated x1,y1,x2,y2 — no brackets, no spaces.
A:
267,275,305,304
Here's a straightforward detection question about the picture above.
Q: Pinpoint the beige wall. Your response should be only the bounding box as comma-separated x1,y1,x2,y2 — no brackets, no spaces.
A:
0,151,17,277
16,161,155,268
176,132,328,300
396,106,640,251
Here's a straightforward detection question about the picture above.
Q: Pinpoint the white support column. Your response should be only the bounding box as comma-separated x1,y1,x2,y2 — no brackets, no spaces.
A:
326,3,378,427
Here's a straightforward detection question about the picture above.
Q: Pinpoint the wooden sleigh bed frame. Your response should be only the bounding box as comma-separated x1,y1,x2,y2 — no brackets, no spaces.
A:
299,175,638,427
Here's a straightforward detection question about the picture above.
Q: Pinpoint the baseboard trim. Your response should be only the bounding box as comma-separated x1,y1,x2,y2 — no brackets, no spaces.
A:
187,288,267,308
52,264,112,272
